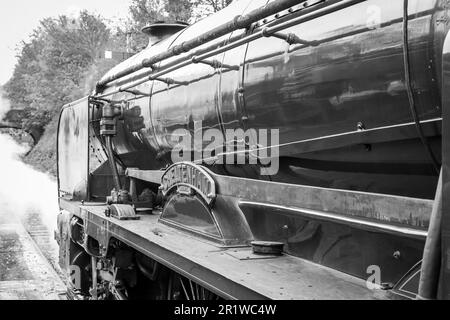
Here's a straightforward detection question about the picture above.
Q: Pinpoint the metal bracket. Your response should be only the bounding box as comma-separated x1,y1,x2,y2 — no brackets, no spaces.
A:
192,56,239,71
262,27,319,46
149,76,188,86
119,88,150,97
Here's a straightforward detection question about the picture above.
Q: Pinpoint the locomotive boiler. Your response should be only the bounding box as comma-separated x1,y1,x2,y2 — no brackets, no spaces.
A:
56,0,450,300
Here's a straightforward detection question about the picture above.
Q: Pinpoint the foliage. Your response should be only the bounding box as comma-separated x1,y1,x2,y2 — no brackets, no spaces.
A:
5,11,111,130
126,0,233,49
192,0,234,19
166,0,194,22
128,0,233,25
127,0,194,50
129,0,196,26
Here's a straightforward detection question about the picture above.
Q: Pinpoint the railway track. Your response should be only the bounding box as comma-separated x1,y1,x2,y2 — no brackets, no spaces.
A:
0,210,67,300
21,212,66,282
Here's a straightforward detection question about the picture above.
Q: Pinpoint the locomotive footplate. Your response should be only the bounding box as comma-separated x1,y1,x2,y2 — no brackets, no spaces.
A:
60,199,400,300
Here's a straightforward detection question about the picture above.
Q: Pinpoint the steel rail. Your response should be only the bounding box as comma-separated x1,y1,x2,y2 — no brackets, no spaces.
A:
96,0,364,99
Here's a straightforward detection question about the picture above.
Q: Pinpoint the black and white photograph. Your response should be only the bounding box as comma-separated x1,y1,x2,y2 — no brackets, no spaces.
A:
0,0,449,310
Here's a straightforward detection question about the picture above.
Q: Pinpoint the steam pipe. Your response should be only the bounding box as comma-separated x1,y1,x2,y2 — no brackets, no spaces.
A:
91,256,98,300
105,135,122,191
403,0,440,174
106,0,366,90
418,169,442,300
95,0,328,90
97,0,365,99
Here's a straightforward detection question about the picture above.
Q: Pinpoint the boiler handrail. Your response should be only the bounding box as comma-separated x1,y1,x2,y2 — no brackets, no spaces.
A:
96,0,309,91
96,0,365,99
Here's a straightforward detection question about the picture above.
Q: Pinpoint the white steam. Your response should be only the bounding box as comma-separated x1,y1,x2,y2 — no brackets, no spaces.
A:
0,134,59,232
0,92,58,233
0,90,10,119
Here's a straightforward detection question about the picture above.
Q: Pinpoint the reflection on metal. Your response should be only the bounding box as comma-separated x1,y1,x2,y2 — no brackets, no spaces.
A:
220,173,433,229
90,256,98,300
96,0,316,89
151,68,235,96
402,0,440,174
241,201,428,239
394,261,422,299
57,96,89,201
418,171,442,300
438,30,450,300
97,0,367,97
105,130,122,191
102,2,436,98
160,193,223,241
94,3,445,199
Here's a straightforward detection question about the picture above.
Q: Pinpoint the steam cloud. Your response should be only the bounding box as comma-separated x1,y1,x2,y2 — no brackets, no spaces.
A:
0,92,58,233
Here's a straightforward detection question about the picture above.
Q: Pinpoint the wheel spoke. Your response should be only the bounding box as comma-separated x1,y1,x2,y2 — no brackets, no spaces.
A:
177,276,220,301
180,279,190,301
189,279,196,300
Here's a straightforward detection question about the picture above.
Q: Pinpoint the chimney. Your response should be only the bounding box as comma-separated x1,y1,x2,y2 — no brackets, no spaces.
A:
142,21,189,48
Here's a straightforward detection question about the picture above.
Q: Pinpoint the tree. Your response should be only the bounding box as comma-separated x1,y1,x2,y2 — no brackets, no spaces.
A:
40,11,110,65
128,0,232,25
129,0,167,29
195,0,233,13
5,11,111,131
165,0,193,22
192,0,234,20
129,0,193,26
127,0,193,50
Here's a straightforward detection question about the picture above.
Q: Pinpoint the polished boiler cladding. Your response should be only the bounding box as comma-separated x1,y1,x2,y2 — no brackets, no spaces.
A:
56,0,450,300
93,0,448,200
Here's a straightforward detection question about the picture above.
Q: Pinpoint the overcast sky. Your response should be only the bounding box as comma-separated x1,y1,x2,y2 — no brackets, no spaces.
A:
0,0,132,85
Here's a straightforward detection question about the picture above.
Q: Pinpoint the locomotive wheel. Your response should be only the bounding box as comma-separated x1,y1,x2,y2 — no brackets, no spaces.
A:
167,273,221,301
178,278,220,300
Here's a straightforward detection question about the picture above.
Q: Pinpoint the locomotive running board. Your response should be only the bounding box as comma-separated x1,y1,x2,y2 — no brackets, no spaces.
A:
59,198,401,300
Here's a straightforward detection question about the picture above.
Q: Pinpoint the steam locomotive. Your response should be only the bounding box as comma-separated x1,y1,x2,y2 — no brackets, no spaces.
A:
56,0,450,300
